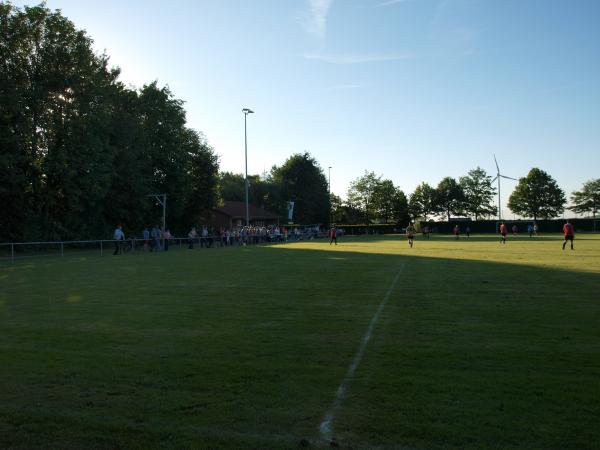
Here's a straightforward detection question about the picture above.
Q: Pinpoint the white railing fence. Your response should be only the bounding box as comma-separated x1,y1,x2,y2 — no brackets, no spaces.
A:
0,234,293,264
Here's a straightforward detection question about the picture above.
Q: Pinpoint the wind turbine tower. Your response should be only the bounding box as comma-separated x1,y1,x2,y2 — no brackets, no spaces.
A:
491,155,517,220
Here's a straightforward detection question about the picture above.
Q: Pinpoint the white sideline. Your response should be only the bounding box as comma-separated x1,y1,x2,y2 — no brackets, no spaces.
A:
319,264,405,441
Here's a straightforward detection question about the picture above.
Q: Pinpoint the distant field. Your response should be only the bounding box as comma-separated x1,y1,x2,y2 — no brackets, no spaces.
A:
1,234,599,449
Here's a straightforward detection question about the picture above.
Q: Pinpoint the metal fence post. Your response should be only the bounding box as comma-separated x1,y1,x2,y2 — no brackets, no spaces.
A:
61,242,64,257
11,243,14,264
100,241,103,256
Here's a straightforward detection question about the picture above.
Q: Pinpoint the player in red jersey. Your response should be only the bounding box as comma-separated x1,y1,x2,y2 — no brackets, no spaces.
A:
562,220,574,250
329,225,337,245
499,222,507,244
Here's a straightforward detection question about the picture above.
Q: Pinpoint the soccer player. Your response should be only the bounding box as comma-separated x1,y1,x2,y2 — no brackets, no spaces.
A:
406,222,416,248
562,220,574,250
453,224,460,240
527,223,534,238
512,224,518,235
329,225,337,245
499,222,507,244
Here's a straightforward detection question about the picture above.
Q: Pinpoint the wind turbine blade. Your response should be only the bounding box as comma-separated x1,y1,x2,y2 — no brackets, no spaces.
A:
493,154,500,173
500,175,517,181
491,176,498,183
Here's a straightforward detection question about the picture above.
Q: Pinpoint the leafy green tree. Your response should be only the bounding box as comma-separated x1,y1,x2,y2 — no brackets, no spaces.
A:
371,179,393,223
329,193,345,224
371,179,409,224
508,168,566,220
392,189,410,225
218,171,280,213
219,172,246,202
408,182,436,221
0,3,120,240
569,179,600,218
180,130,220,228
0,3,220,240
459,167,497,220
347,171,381,224
337,203,365,225
434,177,465,221
270,152,328,224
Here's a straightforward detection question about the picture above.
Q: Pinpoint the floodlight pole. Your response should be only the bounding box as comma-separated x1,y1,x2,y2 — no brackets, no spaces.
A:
242,108,254,226
147,193,167,235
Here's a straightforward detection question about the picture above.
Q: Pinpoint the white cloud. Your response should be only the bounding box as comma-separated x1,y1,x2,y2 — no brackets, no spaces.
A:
304,52,414,64
303,0,334,38
377,0,414,7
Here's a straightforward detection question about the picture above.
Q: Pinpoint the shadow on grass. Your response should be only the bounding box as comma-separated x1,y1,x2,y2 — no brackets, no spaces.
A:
0,241,599,449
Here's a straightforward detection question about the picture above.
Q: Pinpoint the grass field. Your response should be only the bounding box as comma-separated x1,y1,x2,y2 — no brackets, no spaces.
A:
1,234,599,449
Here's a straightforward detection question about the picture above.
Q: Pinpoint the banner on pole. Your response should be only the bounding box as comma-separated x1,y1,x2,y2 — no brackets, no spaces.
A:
287,201,295,221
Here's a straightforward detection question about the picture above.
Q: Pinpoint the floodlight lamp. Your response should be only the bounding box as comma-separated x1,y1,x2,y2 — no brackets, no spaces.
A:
242,108,254,114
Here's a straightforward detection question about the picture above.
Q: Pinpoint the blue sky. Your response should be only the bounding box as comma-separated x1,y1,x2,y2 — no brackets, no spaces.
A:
13,0,600,217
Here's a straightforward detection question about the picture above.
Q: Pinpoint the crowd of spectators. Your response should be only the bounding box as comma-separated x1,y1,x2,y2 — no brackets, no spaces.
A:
112,224,332,254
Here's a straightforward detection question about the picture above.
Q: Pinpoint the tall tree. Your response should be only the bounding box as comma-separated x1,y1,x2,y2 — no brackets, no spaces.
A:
329,193,344,225
0,3,220,240
270,152,328,224
392,189,410,225
460,167,497,220
0,3,119,239
370,179,410,224
372,179,396,223
508,168,566,220
569,179,600,219
434,177,465,221
219,172,246,202
218,171,280,212
347,171,381,224
408,182,436,221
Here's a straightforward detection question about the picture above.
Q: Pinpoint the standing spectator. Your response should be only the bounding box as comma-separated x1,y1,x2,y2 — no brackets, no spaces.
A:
113,224,125,255
453,224,460,240
527,223,534,238
163,229,172,251
151,225,160,251
512,224,518,235
143,227,150,251
188,227,198,249
201,226,209,248
465,226,471,238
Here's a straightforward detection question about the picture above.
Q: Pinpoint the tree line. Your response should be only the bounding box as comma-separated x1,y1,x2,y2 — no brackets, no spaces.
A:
1,4,597,242
333,168,598,225
1,3,218,241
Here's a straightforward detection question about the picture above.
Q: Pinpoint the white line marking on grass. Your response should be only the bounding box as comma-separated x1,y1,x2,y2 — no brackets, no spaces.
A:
319,264,405,441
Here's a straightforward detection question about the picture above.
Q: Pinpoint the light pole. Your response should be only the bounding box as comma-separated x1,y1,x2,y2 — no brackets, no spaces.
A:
147,193,166,248
242,108,254,226
328,166,332,227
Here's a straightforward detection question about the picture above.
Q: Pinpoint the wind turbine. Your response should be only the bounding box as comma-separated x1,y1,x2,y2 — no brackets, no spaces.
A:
491,154,517,220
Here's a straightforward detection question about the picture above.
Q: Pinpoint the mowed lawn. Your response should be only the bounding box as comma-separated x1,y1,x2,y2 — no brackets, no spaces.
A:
1,234,599,449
